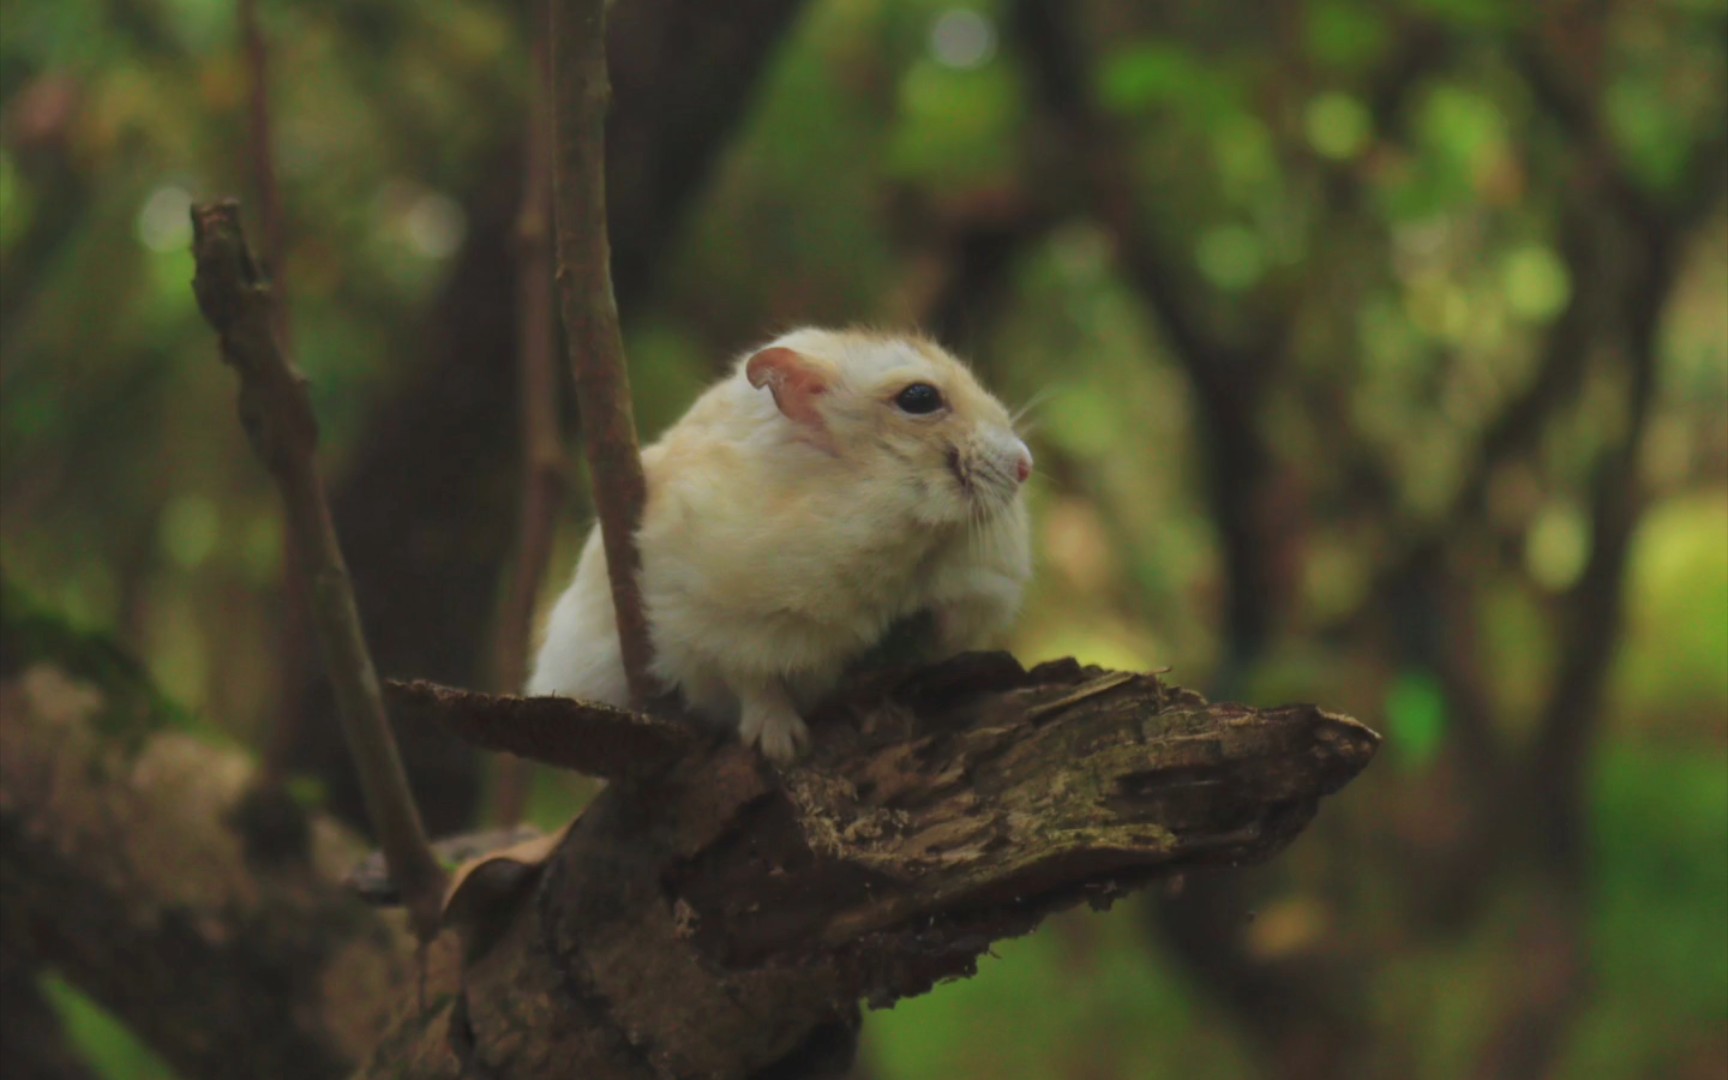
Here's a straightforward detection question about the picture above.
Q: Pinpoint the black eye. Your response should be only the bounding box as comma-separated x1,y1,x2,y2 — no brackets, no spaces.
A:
895,382,944,415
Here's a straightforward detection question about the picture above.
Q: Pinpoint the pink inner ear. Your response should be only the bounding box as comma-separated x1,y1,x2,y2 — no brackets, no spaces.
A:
745,347,828,428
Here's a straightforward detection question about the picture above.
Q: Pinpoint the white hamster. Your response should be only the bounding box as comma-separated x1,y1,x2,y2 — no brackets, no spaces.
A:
527,327,1033,762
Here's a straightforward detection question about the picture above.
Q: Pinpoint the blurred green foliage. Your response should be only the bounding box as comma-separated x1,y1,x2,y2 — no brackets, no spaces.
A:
2,0,1724,1076
38,975,178,1080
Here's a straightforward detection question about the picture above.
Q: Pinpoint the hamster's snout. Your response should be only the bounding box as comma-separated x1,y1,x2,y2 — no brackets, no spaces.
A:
996,435,1032,487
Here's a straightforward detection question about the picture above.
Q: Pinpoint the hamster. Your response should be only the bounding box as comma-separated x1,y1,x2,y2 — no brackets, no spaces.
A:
526,327,1033,763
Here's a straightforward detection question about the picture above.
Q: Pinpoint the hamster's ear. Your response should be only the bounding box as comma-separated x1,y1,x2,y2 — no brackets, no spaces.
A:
746,347,829,429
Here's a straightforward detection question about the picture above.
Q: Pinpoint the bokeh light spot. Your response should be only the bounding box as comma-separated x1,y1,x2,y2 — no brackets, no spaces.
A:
404,192,466,259
1304,91,1372,160
136,185,193,253
1196,226,1265,291
929,9,996,70
1527,501,1591,592
159,495,220,570
1502,243,1571,322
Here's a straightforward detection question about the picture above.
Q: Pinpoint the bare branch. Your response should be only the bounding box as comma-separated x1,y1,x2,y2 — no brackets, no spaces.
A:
238,0,289,351
238,0,315,785
189,200,447,940
388,680,703,780
549,0,656,707
492,21,567,824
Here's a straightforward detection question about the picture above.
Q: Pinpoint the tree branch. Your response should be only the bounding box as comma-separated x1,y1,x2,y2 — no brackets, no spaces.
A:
238,0,315,786
389,680,703,780
492,20,567,824
189,201,447,940
364,655,1378,1077
549,0,656,708
238,0,290,353
0,583,419,1080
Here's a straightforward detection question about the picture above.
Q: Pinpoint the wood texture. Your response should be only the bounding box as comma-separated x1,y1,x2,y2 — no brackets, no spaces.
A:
366,654,1379,1077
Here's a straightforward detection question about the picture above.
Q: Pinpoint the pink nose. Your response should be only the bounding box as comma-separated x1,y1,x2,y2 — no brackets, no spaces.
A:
1015,452,1033,484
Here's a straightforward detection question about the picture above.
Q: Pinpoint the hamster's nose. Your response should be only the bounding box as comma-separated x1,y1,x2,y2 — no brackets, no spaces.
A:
1014,445,1033,485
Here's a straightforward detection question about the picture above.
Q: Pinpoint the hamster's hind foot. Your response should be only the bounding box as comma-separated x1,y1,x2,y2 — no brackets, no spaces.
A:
738,683,810,764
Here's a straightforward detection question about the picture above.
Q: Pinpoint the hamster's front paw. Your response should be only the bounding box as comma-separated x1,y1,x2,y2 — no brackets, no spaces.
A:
738,693,810,764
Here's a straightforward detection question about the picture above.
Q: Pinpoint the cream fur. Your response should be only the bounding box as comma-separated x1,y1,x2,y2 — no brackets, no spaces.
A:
526,328,1033,762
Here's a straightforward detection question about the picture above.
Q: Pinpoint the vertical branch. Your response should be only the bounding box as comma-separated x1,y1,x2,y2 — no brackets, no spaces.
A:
549,0,656,707
239,0,312,782
190,201,447,941
239,0,290,352
492,23,564,825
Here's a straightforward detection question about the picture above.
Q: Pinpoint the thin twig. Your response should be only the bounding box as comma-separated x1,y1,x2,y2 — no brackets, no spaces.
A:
491,24,564,825
190,200,447,941
238,0,311,783
548,0,656,707
239,0,290,353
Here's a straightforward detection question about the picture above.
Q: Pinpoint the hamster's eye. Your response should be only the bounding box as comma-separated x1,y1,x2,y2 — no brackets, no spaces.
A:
894,383,944,415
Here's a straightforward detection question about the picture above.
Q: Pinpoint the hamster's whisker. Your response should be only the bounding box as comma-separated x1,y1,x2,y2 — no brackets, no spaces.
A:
1011,388,1054,428
967,506,992,561
971,461,1017,496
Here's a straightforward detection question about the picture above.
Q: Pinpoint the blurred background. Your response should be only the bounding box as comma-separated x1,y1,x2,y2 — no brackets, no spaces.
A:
2,0,1724,1077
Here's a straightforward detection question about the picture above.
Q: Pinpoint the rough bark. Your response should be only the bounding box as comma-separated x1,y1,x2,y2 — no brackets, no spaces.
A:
365,655,1378,1078
0,583,417,1080
1,581,1376,1078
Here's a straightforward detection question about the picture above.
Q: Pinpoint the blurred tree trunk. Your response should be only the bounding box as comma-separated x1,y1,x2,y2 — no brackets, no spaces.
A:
999,4,1724,1077
1006,3,1354,1074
